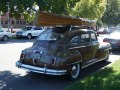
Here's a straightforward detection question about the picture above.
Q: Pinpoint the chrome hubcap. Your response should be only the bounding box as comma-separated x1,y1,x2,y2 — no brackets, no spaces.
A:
71,64,80,79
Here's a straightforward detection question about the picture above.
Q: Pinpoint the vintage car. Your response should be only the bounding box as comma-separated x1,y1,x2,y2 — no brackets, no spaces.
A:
16,27,111,80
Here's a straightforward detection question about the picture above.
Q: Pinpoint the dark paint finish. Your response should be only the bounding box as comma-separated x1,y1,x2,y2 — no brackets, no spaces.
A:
16,28,111,79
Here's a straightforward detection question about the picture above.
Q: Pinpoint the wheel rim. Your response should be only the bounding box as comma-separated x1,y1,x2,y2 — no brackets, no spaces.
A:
3,36,8,41
28,34,31,39
71,63,80,79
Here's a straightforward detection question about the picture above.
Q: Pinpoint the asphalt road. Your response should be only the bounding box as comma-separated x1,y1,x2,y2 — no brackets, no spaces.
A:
0,38,120,90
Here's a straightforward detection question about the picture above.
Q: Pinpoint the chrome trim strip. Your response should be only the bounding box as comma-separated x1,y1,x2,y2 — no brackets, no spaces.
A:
16,62,66,75
82,58,106,69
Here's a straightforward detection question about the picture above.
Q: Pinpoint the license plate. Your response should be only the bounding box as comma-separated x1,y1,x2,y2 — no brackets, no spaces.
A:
32,53,41,59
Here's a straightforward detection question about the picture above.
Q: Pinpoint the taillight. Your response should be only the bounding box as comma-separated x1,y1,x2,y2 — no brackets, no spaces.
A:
20,53,25,59
103,38,109,42
51,57,56,65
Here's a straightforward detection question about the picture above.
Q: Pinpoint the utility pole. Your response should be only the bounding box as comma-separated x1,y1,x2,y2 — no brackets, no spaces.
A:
32,4,39,26
7,2,10,31
0,11,1,29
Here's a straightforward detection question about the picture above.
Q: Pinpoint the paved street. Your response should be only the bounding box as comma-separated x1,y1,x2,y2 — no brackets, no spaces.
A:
0,38,120,90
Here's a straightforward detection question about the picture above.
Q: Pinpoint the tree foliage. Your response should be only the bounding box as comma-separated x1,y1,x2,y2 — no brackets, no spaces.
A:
71,0,107,20
0,0,80,21
0,0,107,22
35,0,80,15
0,0,35,22
101,0,120,26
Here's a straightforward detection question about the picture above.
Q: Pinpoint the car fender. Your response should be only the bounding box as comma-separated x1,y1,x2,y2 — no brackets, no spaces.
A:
95,42,111,59
64,50,82,65
99,42,111,51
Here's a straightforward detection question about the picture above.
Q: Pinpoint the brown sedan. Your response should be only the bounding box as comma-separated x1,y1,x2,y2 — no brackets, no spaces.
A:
16,27,111,80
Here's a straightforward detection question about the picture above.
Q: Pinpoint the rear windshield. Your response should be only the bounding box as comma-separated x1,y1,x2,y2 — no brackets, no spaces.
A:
38,29,63,41
22,27,32,31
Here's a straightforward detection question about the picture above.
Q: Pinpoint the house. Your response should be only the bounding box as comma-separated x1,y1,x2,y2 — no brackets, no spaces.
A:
0,13,34,28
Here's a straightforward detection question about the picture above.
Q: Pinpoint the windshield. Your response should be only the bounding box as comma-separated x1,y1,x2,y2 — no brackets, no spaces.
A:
22,27,32,31
38,31,63,41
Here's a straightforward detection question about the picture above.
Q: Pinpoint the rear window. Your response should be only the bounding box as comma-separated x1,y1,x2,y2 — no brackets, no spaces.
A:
38,29,63,41
23,27,32,31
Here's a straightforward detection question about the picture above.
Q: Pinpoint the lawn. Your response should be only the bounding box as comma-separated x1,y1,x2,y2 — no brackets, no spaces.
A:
65,60,120,90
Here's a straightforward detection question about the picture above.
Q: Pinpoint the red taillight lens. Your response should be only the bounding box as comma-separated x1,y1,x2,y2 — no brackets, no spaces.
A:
103,38,109,42
51,57,56,65
20,53,25,59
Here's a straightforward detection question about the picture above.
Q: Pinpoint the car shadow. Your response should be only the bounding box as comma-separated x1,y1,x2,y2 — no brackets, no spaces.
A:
0,61,111,90
0,39,35,44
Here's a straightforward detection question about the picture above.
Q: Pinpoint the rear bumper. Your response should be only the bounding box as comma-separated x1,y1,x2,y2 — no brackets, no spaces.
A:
16,61,67,75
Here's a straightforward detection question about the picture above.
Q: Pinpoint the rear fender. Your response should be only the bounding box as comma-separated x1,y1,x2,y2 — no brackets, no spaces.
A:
64,50,82,65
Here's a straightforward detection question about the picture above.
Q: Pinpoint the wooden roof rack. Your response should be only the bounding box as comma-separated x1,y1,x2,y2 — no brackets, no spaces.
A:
36,12,96,29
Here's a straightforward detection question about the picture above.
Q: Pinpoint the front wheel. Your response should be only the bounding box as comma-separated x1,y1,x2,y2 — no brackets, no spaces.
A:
3,35,9,41
27,34,32,39
68,63,80,80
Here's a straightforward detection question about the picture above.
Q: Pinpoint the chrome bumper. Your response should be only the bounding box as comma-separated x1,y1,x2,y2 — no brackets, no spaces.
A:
16,62,67,75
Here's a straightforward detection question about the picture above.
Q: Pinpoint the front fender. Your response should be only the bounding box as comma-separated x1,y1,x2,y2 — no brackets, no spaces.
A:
95,42,111,59
99,42,111,51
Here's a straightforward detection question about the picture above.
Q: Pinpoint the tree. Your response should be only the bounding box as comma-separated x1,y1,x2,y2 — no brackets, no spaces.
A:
35,0,80,15
0,0,107,22
70,0,107,20
101,0,120,26
0,0,35,22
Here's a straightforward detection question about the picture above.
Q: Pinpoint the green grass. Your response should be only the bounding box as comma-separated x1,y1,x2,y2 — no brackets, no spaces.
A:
65,60,120,90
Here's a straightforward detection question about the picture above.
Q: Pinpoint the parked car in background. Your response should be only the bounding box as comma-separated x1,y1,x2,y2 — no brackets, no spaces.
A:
103,30,120,49
16,26,44,39
97,28,110,34
0,29,12,41
16,27,111,80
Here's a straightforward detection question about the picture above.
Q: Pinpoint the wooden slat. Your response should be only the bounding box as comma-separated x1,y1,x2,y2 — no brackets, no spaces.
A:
36,12,96,29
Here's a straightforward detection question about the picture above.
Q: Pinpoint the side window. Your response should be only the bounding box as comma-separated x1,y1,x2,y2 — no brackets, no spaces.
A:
91,33,97,41
70,36,79,45
81,34,90,43
34,27,43,30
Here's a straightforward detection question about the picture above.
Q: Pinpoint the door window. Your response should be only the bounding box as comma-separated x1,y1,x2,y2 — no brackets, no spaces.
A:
81,34,90,43
34,27,43,30
91,33,97,41
70,36,79,45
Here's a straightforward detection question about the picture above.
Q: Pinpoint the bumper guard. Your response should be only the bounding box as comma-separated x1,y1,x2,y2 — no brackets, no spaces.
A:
16,61,66,75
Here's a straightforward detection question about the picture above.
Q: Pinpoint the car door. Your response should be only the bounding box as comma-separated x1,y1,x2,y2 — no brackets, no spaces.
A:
78,33,94,61
0,29,4,39
90,32,99,56
32,27,44,36
69,33,92,61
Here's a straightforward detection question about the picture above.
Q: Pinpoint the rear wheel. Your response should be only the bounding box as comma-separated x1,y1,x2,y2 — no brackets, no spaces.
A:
3,35,9,41
27,34,32,39
68,63,80,80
